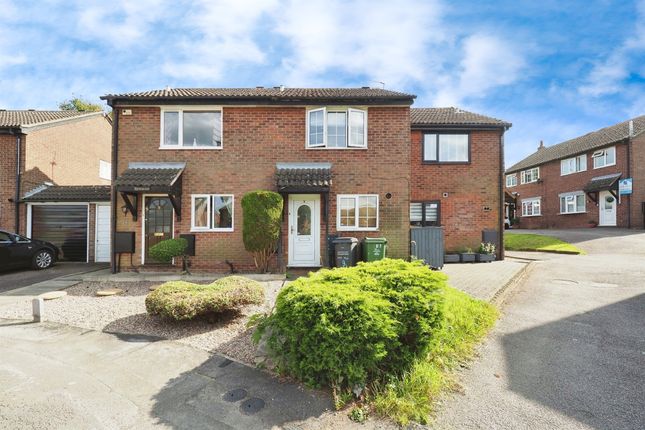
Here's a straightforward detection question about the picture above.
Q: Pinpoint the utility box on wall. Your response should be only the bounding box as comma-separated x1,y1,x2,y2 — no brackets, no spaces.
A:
114,231,135,254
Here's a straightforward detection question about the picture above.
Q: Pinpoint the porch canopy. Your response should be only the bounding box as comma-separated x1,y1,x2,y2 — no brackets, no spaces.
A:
583,172,621,203
114,162,185,221
275,162,332,193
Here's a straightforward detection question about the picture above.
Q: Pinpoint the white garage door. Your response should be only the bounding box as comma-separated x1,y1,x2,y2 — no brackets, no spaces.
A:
95,205,111,262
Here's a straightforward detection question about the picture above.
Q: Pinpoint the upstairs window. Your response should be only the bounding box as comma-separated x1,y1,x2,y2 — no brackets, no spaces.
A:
559,192,586,214
592,146,616,169
521,167,539,184
423,133,469,163
307,108,367,149
99,160,111,180
561,155,587,175
410,201,440,226
506,174,517,187
161,108,222,149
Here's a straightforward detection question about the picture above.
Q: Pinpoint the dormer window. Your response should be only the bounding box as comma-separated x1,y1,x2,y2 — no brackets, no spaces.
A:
307,108,367,149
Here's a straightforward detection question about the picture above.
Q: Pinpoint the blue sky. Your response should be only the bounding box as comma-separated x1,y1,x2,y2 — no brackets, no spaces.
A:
0,0,643,166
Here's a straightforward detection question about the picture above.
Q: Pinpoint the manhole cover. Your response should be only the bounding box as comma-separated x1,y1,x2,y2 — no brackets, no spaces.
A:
552,279,578,285
240,397,265,415
223,388,247,402
219,358,233,368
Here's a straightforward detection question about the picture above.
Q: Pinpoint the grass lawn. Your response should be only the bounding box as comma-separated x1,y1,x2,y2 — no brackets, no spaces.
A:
504,233,585,254
372,285,498,425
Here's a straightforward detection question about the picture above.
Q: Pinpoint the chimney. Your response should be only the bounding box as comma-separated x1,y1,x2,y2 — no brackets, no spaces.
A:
280,85,285,92
629,120,634,137
538,140,545,150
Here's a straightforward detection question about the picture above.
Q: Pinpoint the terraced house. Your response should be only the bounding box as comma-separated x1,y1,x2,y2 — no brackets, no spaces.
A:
505,115,645,229
103,87,510,272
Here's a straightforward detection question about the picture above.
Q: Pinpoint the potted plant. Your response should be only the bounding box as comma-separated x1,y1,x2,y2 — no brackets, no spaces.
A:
476,242,496,262
444,253,460,264
459,247,476,263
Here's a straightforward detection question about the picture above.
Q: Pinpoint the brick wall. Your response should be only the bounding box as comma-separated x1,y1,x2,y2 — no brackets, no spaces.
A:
115,105,411,272
630,133,645,228
24,115,112,191
411,129,502,252
505,142,630,229
0,134,24,231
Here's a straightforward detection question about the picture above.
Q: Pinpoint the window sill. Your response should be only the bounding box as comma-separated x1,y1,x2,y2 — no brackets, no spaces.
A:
520,181,539,185
190,229,234,233
560,171,586,176
521,214,542,217
558,211,587,215
592,163,616,170
337,228,379,232
306,147,368,150
159,146,223,150
422,161,470,165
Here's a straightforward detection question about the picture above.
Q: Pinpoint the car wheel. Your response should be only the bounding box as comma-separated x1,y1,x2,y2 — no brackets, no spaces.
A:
33,249,54,270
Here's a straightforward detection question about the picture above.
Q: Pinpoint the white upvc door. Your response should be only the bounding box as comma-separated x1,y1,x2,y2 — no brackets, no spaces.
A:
95,204,112,262
598,191,617,226
288,194,320,267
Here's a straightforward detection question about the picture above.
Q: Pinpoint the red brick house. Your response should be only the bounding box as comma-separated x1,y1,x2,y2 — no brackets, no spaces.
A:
410,108,511,258
505,115,645,229
0,110,112,261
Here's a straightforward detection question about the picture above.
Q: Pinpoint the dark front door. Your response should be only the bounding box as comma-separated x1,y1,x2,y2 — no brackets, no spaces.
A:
144,197,173,264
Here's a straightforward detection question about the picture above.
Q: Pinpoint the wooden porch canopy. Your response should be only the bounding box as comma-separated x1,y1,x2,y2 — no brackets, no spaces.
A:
583,172,621,203
114,162,185,221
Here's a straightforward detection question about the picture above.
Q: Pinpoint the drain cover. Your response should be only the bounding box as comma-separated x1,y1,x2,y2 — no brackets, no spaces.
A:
224,388,247,402
240,397,265,415
219,358,233,368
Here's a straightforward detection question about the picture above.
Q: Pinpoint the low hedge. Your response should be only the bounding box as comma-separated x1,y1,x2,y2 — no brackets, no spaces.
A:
145,276,264,320
254,259,446,389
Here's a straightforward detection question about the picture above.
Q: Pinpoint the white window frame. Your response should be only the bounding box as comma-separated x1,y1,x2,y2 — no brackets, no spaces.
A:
190,194,234,232
521,197,541,217
560,154,587,176
336,194,379,231
559,192,586,215
592,146,616,169
160,106,223,150
506,174,517,187
520,167,540,184
99,159,111,180
306,107,368,149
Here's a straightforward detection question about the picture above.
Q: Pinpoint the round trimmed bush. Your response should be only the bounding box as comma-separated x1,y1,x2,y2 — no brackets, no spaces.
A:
148,238,188,263
145,276,264,320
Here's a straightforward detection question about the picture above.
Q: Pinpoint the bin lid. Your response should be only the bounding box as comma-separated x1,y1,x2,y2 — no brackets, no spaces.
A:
333,237,359,243
362,237,387,243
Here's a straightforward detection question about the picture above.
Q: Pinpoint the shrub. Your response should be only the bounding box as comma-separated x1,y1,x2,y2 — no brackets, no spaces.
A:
145,276,264,320
241,191,283,273
255,259,446,389
149,238,190,272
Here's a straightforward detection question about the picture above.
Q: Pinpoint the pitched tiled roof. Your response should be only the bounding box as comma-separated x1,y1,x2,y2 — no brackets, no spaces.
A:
0,110,100,128
584,173,622,193
507,115,645,173
411,107,511,128
114,167,183,190
22,185,111,202
102,87,415,104
276,168,332,192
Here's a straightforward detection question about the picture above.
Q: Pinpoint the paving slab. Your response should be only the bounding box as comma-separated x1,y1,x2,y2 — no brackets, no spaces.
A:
441,259,529,301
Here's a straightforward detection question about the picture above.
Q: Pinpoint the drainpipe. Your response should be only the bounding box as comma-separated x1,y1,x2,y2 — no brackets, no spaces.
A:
110,108,119,274
14,132,22,233
499,128,506,260
627,121,633,228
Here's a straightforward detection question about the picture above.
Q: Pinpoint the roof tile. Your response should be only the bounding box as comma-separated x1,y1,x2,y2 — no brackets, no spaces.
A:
411,107,511,127
22,185,110,202
0,110,99,128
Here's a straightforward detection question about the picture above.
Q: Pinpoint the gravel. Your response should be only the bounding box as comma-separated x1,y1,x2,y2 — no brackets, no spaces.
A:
0,279,286,365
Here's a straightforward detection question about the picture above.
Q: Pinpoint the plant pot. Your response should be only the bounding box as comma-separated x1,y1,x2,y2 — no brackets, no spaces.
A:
444,254,460,264
476,253,495,263
460,253,476,263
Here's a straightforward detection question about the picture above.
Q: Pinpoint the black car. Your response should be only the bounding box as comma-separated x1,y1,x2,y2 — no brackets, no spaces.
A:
0,230,59,270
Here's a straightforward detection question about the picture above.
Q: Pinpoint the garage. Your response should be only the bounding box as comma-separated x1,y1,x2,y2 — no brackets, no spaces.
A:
23,185,111,263
31,205,88,261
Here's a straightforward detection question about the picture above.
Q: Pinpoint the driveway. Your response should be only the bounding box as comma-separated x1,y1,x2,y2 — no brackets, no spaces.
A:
432,233,645,429
0,263,107,293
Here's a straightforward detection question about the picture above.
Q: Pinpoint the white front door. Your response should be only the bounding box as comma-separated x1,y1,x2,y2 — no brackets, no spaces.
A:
95,205,111,262
288,194,320,267
598,191,617,226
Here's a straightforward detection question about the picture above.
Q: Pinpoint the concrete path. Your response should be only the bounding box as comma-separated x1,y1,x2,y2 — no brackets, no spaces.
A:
0,262,108,293
431,234,645,429
441,259,529,302
0,320,336,430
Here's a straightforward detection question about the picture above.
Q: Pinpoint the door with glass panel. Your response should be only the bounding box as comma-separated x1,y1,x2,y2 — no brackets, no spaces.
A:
288,195,320,267
598,191,617,226
144,197,173,263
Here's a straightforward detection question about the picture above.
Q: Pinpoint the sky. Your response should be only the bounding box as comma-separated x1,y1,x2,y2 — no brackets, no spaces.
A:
0,0,643,166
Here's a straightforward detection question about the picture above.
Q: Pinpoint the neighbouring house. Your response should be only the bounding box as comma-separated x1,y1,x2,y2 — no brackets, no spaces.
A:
0,110,112,261
410,108,511,259
505,115,645,229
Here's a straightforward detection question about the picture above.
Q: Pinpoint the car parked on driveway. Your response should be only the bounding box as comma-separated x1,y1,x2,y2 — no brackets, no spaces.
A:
0,230,59,270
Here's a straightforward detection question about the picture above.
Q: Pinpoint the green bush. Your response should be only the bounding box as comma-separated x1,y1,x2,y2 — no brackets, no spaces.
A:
241,191,283,273
255,259,446,389
145,276,264,320
148,238,188,263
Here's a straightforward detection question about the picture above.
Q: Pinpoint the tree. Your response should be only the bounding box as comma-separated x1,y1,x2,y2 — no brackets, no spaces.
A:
241,191,283,273
58,97,104,112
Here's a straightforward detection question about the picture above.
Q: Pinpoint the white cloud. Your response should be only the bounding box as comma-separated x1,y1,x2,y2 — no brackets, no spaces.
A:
579,0,645,97
432,33,526,107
